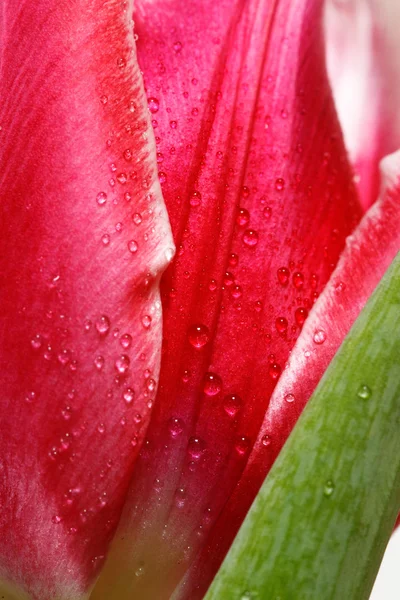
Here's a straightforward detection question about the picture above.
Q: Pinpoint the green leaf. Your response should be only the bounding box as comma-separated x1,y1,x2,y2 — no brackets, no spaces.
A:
205,254,400,600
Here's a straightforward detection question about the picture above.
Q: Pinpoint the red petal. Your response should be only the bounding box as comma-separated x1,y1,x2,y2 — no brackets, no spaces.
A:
0,2,172,598
182,150,400,600
92,0,362,598
325,0,400,210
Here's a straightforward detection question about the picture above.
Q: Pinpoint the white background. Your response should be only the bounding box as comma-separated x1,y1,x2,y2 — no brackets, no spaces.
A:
370,528,400,599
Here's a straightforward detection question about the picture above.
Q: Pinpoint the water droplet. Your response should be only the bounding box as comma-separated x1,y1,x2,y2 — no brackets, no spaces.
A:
146,378,156,392
293,272,304,289
96,315,110,336
25,390,37,403
324,480,335,497
285,393,295,403
148,97,159,114
117,57,126,69
175,487,186,508
100,95,108,105
123,387,135,405
128,240,138,254
223,272,235,287
188,324,210,349
236,208,250,226
133,212,142,225
275,177,285,191
203,372,222,396
97,423,106,434
173,41,182,53
96,192,107,206
30,334,43,350
235,435,250,455
117,172,127,184
357,384,371,400
115,355,130,374
275,317,288,334
57,349,71,366
261,434,271,447
123,148,132,161
168,417,184,437
277,267,289,286
268,363,282,380
142,315,152,329
52,515,62,524
229,253,238,267
188,436,205,460
313,329,326,344
242,229,259,248
120,334,132,349
295,307,308,326
223,394,242,417
101,233,110,246
242,186,250,198
263,206,272,219
189,190,202,207
170,120,177,129
231,285,242,299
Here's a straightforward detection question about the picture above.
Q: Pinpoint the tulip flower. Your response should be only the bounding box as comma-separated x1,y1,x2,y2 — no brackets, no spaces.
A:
0,0,399,598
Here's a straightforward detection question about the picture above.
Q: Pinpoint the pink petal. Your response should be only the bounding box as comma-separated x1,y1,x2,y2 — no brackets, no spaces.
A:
325,0,400,210
91,0,362,598
181,149,400,600
0,1,172,598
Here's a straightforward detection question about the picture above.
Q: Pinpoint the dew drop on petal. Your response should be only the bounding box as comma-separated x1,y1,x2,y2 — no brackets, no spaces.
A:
223,394,242,417
120,334,132,349
313,329,326,344
203,372,222,396
236,208,250,227
148,97,159,114
188,324,210,349
189,190,202,207
292,272,304,289
242,229,259,248
268,363,282,380
94,355,104,371
285,393,295,403
295,307,308,326
30,334,43,350
168,417,184,438
96,315,110,336
275,317,288,334
277,267,289,286
128,240,138,254
96,192,107,206
123,387,135,405
275,177,285,191
188,436,205,460
235,435,250,455
261,434,271,447
142,315,152,329
115,355,130,374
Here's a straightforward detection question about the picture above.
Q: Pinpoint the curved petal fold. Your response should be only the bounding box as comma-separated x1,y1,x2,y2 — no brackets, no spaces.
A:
92,0,362,598
0,1,172,598
325,0,400,210
182,149,400,600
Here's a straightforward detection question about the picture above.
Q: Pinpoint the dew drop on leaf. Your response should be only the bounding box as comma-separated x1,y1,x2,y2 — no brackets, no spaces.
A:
357,384,371,400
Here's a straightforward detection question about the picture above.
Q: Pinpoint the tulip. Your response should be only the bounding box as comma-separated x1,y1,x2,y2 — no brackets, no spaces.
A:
0,0,398,599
